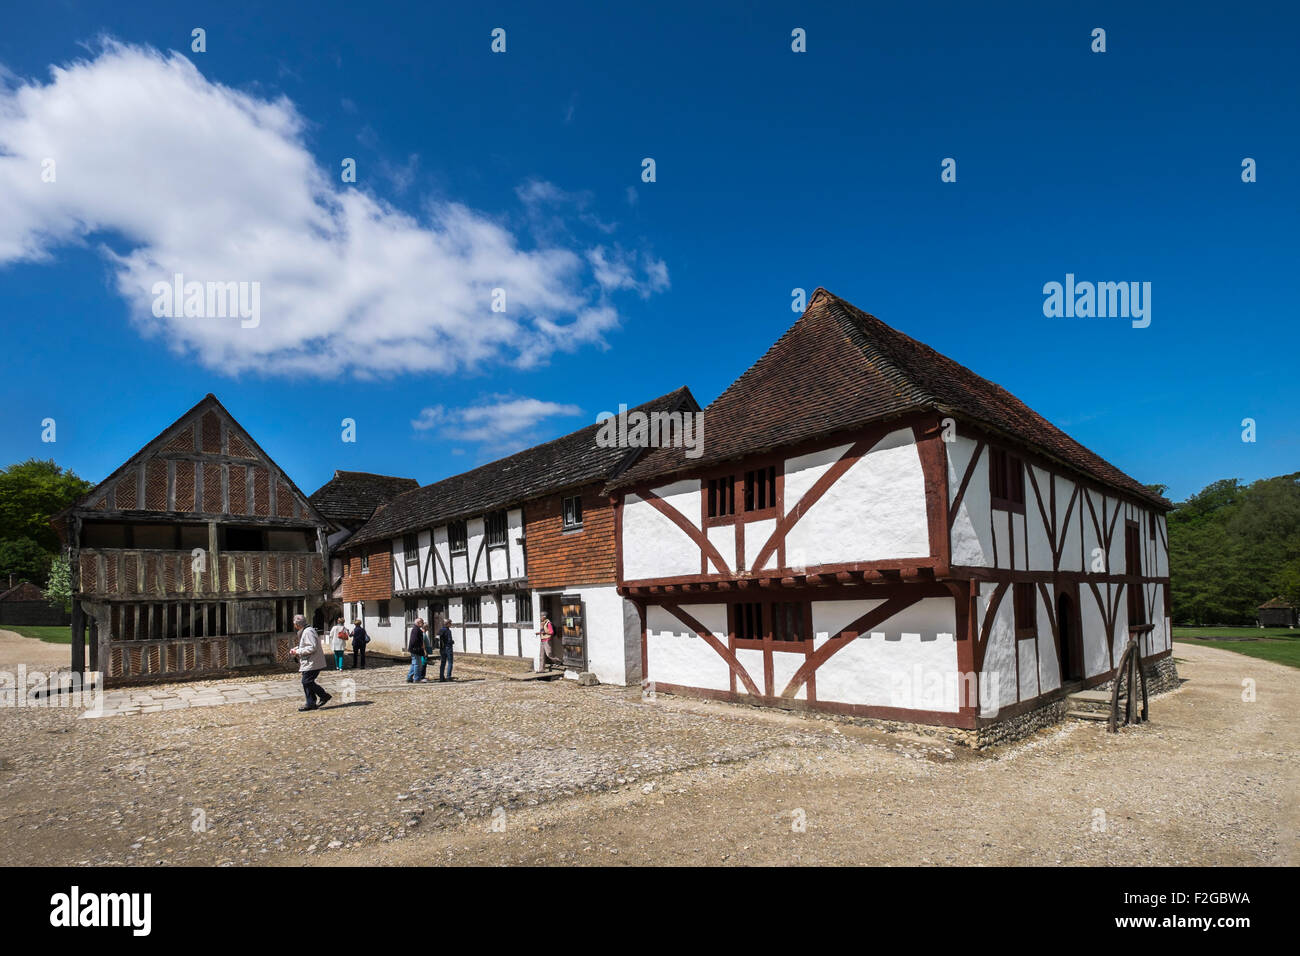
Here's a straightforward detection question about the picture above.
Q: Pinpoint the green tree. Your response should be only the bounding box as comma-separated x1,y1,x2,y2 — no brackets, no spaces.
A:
43,554,74,612
0,459,93,587
0,536,53,584
1168,472,1300,624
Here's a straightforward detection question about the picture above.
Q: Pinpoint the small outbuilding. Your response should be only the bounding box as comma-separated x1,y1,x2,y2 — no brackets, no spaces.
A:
1258,597,1298,628
0,577,70,627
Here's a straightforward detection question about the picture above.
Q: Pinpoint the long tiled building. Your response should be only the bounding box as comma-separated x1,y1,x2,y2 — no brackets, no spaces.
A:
337,388,698,684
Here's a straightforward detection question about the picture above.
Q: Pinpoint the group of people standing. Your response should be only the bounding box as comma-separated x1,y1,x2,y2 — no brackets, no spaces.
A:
326,616,371,670
289,606,560,713
406,617,454,683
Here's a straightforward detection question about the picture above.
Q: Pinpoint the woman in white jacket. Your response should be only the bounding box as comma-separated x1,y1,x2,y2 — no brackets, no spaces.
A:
328,616,349,671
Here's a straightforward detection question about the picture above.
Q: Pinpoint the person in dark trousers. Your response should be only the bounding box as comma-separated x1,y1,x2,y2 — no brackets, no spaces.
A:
406,617,426,683
437,619,455,682
350,618,369,670
290,613,331,711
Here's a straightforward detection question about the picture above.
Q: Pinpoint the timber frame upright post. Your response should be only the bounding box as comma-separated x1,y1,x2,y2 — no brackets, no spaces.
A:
70,599,84,676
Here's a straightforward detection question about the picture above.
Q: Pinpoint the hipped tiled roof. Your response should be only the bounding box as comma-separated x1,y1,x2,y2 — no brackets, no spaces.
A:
309,471,419,522
610,289,1169,510
1259,596,1296,610
345,387,698,547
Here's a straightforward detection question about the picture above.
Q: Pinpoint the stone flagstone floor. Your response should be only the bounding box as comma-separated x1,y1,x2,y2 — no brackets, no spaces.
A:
79,662,478,718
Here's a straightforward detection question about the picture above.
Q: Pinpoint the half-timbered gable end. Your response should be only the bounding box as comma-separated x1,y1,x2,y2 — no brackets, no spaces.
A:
609,289,1173,734
54,394,332,685
341,387,698,683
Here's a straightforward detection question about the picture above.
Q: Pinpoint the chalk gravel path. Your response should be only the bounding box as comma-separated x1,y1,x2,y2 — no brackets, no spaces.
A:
0,629,1295,866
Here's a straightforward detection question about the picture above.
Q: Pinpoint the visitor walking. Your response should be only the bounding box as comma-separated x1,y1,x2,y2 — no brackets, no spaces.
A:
289,613,331,711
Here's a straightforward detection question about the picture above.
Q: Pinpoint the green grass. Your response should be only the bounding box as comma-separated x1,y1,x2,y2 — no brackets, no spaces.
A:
1,625,71,644
1173,625,1297,640
1173,625,1300,669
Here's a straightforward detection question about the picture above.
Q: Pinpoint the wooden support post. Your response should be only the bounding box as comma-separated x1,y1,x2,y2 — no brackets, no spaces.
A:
70,600,84,676
89,617,100,674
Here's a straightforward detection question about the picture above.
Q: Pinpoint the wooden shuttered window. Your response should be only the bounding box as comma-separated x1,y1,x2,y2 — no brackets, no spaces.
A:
1013,582,1037,640
1125,522,1147,626
990,448,1026,511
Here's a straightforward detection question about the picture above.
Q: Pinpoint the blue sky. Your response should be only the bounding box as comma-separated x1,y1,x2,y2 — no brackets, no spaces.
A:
0,1,1296,502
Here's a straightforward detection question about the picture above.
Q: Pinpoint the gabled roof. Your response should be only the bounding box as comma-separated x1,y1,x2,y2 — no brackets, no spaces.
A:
0,580,46,603
345,386,698,547
53,393,329,533
610,289,1169,510
309,471,419,523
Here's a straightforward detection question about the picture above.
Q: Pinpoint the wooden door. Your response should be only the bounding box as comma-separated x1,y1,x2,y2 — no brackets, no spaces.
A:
559,593,587,671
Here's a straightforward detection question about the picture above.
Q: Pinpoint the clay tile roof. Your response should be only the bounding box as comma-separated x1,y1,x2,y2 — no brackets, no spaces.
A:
610,289,1169,510
345,387,698,547
1258,596,1296,610
309,471,420,522
0,580,47,603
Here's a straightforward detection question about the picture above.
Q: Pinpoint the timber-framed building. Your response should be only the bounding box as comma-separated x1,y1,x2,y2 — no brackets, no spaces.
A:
608,289,1174,732
53,395,332,685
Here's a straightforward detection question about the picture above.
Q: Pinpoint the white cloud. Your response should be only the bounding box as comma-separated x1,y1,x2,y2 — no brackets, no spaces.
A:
412,395,583,455
587,245,670,298
0,42,667,377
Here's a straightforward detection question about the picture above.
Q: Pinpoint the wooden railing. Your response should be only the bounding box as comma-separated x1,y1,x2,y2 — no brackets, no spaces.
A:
77,549,324,598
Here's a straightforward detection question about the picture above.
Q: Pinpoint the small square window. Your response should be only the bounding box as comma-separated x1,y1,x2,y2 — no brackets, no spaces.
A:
562,495,583,529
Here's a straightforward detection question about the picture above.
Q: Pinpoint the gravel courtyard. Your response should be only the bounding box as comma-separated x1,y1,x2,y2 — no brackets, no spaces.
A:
0,630,1294,866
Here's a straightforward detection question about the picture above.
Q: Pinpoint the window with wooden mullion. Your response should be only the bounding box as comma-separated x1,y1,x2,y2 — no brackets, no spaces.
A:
771,600,805,642
734,601,763,641
744,465,776,513
707,476,736,519
485,510,508,548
